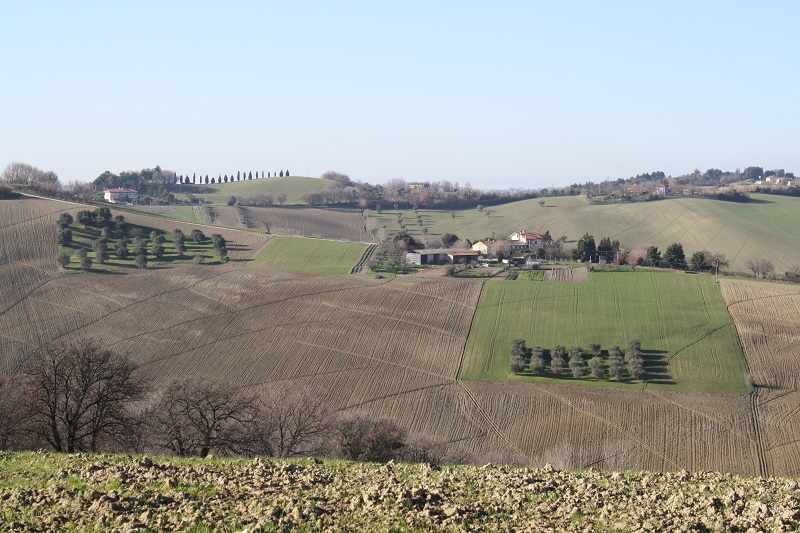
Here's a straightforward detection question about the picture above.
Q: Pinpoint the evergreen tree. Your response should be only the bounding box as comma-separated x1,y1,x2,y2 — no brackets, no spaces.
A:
509,339,528,374
608,352,625,381
568,346,585,378
628,354,645,380
57,213,73,228
248,171,253,180
57,228,72,246
237,171,241,181
56,250,71,269
589,356,605,379
115,240,129,259
663,243,687,269
550,345,566,375
529,346,545,375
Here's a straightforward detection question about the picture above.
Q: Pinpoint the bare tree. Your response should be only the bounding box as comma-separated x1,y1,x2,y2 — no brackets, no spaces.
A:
0,374,34,449
147,378,259,458
336,412,407,462
22,339,147,452
254,388,333,457
745,258,775,279
66,180,94,202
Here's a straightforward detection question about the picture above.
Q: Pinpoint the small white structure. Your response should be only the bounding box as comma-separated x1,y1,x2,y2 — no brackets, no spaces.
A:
103,188,138,203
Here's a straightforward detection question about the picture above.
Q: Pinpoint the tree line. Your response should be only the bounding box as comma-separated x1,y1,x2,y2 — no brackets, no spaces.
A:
0,339,457,465
510,339,646,381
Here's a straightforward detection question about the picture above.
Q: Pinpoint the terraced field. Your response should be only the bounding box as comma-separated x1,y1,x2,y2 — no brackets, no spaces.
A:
462,270,748,393
369,194,800,273
247,236,370,274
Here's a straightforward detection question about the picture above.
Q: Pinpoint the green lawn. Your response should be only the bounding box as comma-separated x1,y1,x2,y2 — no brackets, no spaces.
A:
368,194,800,274
461,270,748,393
247,236,369,274
173,176,334,206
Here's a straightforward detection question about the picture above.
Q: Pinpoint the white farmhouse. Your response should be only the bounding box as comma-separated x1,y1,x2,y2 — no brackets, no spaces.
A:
103,188,138,203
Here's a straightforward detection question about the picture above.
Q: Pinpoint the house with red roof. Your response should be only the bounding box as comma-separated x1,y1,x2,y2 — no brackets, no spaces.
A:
103,188,138,203
509,231,543,250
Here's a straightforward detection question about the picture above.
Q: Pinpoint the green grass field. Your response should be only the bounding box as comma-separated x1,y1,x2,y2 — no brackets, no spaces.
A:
369,194,800,274
461,270,748,393
247,236,369,274
173,176,334,206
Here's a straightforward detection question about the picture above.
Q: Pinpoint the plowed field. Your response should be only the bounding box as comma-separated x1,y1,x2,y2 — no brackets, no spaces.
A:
243,206,367,241
721,278,800,476
1,197,798,476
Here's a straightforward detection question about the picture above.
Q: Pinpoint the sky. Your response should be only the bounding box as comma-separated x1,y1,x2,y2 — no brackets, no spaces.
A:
1,1,799,189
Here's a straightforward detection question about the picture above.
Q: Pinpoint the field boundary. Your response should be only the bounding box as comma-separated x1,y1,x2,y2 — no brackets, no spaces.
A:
350,244,377,274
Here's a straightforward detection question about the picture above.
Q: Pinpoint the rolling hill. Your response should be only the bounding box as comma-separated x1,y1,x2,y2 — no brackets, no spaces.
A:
173,175,335,205
369,193,800,273
1,195,798,477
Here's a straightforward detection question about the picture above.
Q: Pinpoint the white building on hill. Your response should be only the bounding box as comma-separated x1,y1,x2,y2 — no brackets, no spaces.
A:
103,188,138,203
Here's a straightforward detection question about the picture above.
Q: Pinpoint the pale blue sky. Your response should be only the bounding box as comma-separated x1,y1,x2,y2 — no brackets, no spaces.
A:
1,1,798,188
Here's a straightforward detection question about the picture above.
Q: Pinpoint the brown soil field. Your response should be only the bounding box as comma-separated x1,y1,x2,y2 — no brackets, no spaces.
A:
543,266,588,282
4,452,799,531
243,205,368,241
208,205,245,227
2,197,799,476
721,278,800,477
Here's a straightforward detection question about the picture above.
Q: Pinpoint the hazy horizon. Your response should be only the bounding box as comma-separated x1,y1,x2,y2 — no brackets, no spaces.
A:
2,2,798,189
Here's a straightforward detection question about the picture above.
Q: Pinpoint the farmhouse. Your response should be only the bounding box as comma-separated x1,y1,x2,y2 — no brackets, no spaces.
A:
406,248,479,265
472,240,500,256
103,188,138,203
509,231,543,251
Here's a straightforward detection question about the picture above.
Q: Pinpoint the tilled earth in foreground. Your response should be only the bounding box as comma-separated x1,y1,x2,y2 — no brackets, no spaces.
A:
1,452,798,532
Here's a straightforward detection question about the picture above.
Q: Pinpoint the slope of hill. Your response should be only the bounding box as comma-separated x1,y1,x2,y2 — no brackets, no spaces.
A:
369,194,800,273
462,271,747,394
247,236,370,274
3,452,798,531
1,196,798,476
173,175,334,205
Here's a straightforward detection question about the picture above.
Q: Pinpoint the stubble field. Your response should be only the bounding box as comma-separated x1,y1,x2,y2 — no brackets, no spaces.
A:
0,196,795,476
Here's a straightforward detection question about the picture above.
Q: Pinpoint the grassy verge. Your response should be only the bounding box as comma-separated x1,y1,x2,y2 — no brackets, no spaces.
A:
461,270,748,393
